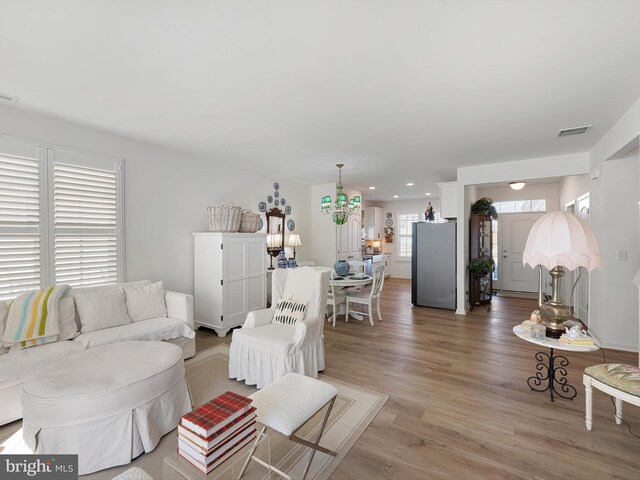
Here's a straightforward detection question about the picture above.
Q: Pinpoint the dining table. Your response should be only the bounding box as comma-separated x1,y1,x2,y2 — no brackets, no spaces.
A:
331,274,373,321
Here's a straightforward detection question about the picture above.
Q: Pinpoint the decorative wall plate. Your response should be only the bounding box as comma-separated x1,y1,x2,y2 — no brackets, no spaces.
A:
385,218,393,226
267,195,273,203
280,198,286,206
274,199,280,206
386,212,392,218
274,191,280,198
258,201,267,212
287,219,295,231
285,206,292,215
258,218,264,230
274,182,280,190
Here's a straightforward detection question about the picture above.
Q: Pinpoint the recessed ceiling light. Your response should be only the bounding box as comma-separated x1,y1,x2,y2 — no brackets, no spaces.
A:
393,195,399,198
425,192,431,196
369,186,375,190
406,182,414,186
509,181,526,191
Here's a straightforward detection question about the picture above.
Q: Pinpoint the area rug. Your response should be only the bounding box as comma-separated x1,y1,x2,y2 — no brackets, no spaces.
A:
0,344,388,480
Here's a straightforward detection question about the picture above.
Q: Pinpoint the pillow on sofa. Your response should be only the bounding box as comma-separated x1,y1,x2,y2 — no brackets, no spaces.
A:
273,297,307,326
74,288,131,333
123,281,167,322
58,297,79,340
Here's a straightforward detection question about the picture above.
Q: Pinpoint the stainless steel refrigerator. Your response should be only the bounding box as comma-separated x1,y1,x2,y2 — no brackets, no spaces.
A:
411,221,457,310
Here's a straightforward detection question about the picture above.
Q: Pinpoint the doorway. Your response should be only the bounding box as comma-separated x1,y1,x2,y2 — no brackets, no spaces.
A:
500,213,545,293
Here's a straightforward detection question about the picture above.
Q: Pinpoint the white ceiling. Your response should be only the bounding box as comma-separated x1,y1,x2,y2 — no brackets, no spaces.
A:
2,1,640,201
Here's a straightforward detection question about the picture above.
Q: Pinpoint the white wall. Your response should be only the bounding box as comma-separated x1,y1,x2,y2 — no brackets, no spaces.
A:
0,105,312,295
587,147,640,350
369,198,441,279
310,183,337,268
477,182,560,211
559,174,589,209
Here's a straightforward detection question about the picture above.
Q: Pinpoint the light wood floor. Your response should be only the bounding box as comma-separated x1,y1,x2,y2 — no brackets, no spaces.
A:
197,278,640,479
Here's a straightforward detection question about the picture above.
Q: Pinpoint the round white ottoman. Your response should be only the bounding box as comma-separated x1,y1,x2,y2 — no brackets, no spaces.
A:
22,341,192,475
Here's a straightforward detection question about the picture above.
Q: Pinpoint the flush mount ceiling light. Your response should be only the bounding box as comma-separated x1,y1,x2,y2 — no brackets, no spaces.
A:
393,195,399,198
406,182,414,186
369,186,375,190
425,192,431,196
509,181,526,191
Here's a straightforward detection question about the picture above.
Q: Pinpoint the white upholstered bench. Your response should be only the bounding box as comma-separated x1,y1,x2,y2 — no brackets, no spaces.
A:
239,373,338,480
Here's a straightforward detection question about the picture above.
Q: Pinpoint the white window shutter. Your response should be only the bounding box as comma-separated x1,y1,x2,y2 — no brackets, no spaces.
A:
0,139,42,300
50,149,123,287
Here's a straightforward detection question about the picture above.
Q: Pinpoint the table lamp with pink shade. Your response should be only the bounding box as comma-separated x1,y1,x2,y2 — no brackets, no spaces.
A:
523,211,602,338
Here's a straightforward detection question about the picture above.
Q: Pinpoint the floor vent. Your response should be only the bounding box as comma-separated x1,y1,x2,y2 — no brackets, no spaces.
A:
558,125,591,137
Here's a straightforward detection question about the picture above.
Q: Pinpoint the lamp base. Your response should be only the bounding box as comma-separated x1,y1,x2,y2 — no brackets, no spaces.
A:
539,266,572,338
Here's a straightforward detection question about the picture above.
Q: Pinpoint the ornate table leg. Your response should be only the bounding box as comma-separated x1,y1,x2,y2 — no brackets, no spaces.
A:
526,348,577,402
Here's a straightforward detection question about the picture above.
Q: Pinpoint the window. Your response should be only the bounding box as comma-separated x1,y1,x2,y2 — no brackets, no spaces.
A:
494,199,546,213
397,213,419,258
0,136,123,300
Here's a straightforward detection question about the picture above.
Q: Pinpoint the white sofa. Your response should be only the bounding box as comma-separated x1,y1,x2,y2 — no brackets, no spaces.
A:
0,280,195,426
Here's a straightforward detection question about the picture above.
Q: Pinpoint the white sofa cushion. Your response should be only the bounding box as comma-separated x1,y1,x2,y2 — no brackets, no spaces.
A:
231,323,296,355
73,316,195,350
75,288,131,333
0,339,85,385
124,281,167,322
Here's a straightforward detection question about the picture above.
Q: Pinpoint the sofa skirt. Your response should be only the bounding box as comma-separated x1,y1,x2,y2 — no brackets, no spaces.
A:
229,336,325,389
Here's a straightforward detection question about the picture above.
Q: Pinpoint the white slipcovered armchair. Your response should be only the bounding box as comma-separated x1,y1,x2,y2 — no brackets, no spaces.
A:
229,267,330,388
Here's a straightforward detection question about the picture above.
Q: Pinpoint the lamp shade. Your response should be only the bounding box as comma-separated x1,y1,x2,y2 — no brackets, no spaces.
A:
522,211,602,271
286,233,302,247
267,233,282,248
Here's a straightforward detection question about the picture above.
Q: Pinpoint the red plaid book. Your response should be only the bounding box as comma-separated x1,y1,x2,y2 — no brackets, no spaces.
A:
178,407,256,451
178,430,256,474
181,391,253,438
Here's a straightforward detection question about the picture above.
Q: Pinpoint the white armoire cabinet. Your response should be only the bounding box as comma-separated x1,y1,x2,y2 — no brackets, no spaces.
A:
193,232,267,337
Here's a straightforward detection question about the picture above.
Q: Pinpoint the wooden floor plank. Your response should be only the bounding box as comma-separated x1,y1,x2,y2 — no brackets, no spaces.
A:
197,278,640,479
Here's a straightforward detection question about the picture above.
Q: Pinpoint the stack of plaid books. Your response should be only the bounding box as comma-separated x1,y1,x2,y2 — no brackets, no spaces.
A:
178,391,256,474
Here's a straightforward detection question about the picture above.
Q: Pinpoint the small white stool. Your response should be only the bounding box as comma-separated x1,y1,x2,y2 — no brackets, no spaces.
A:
583,363,640,431
239,373,338,480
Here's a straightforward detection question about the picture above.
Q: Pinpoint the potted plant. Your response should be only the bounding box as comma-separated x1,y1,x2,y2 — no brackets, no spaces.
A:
471,197,498,219
468,257,494,277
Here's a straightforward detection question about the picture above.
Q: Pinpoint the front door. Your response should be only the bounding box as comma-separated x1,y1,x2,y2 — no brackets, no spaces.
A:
501,213,544,292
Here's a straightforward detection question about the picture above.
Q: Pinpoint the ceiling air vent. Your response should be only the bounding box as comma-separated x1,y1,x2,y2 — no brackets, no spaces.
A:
558,125,591,137
0,92,20,103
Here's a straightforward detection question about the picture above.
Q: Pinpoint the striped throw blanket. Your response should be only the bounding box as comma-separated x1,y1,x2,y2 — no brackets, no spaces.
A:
2,285,70,348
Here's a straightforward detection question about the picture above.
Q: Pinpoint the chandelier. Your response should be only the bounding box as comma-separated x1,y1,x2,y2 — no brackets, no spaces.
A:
321,163,361,225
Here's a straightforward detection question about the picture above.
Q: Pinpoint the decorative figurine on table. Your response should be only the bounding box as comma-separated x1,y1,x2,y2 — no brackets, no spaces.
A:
564,325,590,340
277,250,288,269
529,310,541,323
425,201,435,222
287,258,297,268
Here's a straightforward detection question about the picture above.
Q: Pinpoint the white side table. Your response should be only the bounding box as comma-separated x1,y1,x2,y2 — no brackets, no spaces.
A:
513,325,600,402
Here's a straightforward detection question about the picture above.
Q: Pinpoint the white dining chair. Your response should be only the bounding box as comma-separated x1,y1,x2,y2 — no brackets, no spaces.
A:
347,260,367,274
326,270,346,327
345,265,385,326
